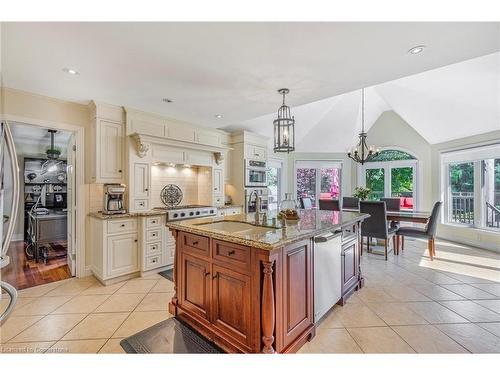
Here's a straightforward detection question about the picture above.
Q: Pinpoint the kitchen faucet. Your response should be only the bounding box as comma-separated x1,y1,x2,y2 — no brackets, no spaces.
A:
248,190,261,223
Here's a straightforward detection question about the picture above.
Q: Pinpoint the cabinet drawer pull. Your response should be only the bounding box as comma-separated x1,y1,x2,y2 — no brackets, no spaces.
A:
118,169,122,173
145,188,149,192
204,271,210,277
120,224,125,227
134,239,138,242
192,241,199,246
228,250,235,256
212,273,218,279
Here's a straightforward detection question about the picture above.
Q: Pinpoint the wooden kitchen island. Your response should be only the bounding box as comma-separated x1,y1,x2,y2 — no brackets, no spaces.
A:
166,209,369,354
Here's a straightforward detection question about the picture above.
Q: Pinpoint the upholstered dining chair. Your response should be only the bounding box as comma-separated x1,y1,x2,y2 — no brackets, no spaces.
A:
396,201,442,261
380,197,402,248
299,197,313,209
343,196,360,210
360,201,398,260
319,199,340,211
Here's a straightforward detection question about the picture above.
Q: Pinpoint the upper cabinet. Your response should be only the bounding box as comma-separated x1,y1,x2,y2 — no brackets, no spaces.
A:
244,144,267,161
125,107,227,150
86,101,125,184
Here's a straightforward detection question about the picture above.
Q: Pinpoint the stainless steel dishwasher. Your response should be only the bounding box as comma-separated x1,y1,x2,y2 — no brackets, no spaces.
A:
314,230,343,322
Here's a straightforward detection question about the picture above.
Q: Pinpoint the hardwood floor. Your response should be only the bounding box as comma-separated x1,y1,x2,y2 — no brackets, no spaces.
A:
1,241,72,290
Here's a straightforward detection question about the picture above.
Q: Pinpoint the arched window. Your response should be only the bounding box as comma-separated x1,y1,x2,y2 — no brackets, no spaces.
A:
360,149,418,210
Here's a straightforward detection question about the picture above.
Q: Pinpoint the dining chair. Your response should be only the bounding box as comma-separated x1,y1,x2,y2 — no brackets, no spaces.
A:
380,197,403,249
360,201,398,260
396,201,442,261
343,196,360,210
319,199,340,211
299,197,313,209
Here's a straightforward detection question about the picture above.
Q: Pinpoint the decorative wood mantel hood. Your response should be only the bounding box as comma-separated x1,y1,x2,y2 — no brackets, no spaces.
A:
125,107,231,159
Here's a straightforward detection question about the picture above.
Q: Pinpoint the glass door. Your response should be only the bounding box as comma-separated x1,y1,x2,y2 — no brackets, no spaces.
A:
295,161,342,208
391,166,414,210
365,168,385,201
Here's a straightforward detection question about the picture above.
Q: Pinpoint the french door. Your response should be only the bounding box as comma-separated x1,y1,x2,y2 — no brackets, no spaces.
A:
360,160,418,210
295,160,342,208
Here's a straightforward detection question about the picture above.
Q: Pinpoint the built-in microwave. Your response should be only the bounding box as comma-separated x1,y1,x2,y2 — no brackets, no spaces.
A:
245,159,267,187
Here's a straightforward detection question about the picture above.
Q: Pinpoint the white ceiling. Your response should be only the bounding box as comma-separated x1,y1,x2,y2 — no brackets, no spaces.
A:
10,122,72,157
2,22,499,132
239,52,500,151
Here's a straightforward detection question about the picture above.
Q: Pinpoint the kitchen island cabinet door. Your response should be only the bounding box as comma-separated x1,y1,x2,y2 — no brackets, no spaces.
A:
211,264,252,349
179,253,211,323
341,237,359,298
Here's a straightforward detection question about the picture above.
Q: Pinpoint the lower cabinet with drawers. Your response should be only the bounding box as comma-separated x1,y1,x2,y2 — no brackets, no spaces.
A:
89,214,174,284
169,230,315,354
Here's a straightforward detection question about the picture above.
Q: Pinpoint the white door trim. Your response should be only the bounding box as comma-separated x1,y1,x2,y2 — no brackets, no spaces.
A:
1,114,87,278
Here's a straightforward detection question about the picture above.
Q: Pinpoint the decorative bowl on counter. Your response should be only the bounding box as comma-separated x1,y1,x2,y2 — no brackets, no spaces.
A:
277,209,299,221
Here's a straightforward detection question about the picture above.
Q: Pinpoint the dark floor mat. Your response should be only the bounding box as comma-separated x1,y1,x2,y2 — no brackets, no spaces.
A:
120,317,224,354
158,268,173,282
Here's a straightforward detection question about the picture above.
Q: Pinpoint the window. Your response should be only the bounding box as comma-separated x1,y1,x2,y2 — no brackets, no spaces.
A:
360,150,417,210
441,143,500,231
295,161,342,208
267,164,281,211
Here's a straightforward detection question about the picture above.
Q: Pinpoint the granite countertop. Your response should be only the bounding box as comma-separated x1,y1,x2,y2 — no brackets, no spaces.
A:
166,209,370,251
89,209,167,220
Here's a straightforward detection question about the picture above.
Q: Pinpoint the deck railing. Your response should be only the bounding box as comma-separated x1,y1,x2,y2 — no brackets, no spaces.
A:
486,202,500,229
450,193,474,224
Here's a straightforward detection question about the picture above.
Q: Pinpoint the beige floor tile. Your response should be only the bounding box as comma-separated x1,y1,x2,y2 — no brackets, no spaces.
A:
366,302,428,325
413,284,466,301
112,311,170,338
382,286,431,302
115,279,157,294
473,299,500,314
406,302,468,324
470,283,500,297
345,293,364,304
10,313,87,342
0,315,44,343
94,293,145,312
392,325,469,353
135,293,171,312
45,280,96,296
439,300,500,322
442,284,498,300
138,273,163,280
98,338,126,353
356,287,397,303
62,312,129,340
317,306,344,329
17,282,62,298
478,322,500,337
11,295,73,316
0,297,37,314
435,323,500,353
423,272,462,285
0,341,55,354
334,303,386,328
52,294,110,314
347,327,415,353
149,278,175,293
48,339,107,354
298,328,362,353
81,281,126,295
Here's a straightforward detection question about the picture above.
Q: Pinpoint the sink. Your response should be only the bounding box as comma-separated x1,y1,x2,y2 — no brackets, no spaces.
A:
195,221,275,235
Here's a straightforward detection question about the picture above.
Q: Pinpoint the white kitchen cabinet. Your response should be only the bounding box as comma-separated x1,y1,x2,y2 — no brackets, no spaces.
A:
140,215,173,272
133,162,150,199
87,102,125,184
213,168,224,195
245,144,267,161
217,206,243,217
106,233,139,278
90,216,139,283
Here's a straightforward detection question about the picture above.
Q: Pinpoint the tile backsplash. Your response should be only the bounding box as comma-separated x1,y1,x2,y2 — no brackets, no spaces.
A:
151,165,213,207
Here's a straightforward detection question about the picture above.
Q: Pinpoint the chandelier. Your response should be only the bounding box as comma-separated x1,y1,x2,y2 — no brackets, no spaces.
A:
273,88,295,153
347,88,379,165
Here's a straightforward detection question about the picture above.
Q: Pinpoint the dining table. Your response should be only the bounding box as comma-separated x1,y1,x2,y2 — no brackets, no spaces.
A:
343,208,432,224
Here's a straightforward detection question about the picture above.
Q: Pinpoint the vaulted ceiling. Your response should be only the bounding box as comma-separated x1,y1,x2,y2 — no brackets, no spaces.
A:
2,22,499,151
235,52,500,151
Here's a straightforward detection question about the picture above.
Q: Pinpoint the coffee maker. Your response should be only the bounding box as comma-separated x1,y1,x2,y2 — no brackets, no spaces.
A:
103,184,126,214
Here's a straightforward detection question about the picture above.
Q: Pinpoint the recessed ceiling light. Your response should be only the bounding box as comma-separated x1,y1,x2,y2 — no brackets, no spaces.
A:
162,98,173,103
215,114,223,119
63,67,79,75
408,45,426,55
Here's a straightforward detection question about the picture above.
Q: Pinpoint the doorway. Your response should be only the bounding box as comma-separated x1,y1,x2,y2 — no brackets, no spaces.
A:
1,122,76,289
295,160,342,208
